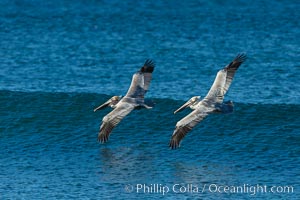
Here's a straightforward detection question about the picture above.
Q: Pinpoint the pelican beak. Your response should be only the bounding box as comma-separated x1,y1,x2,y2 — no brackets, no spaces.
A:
93,100,111,112
174,101,192,114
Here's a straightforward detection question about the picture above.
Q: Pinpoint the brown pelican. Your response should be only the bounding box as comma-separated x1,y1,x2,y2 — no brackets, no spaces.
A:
94,59,155,143
169,53,247,149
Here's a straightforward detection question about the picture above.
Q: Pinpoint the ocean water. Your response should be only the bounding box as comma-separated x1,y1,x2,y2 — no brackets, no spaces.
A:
0,0,299,199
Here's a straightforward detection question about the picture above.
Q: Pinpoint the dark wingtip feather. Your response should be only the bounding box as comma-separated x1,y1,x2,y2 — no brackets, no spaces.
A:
98,132,108,144
169,139,179,149
225,53,247,70
234,53,247,63
140,59,155,73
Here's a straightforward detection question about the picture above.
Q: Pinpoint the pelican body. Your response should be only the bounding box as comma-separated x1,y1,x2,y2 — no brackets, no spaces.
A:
169,54,247,149
94,59,155,143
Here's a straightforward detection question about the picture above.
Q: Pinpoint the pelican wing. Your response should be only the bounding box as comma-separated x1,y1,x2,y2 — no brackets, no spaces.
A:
223,53,247,95
125,59,155,99
98,102,135,143
169,110,208,149
203,69,227,104
203,53,246,104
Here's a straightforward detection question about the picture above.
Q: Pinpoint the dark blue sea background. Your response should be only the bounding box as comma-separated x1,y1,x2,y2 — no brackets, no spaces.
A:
0,0,299,199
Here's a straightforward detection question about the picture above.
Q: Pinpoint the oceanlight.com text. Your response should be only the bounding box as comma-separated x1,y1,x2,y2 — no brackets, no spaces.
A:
124,183,294,196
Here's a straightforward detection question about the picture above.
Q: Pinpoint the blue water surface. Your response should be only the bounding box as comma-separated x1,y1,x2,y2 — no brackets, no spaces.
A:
0,0,299,199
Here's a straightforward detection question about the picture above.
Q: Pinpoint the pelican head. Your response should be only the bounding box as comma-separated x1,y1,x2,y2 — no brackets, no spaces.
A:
94,96,122,112
174,96,201,114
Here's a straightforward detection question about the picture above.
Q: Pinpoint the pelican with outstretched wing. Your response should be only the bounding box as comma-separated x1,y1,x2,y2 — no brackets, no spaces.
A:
94,59,155,143
169,53,247,149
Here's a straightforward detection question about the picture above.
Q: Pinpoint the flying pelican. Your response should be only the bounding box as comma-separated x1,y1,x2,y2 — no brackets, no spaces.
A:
94,59,155,143
169,53,247,149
